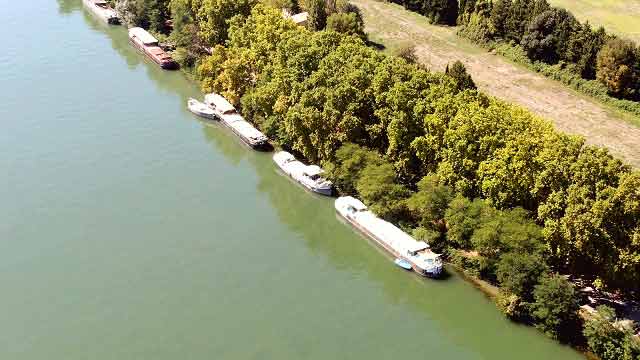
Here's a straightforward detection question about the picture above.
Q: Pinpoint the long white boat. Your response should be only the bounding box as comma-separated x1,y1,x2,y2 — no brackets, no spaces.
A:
273,151,333,196
204,93,269,149
82,0,120,25
335,196,443,277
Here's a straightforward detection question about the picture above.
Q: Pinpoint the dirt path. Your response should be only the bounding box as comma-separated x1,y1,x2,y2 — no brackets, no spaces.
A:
353,0,640,167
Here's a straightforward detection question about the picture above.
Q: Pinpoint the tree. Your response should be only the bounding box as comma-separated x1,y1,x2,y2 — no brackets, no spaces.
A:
520,8,578,63
394,44,419,63
423,0,459,25
530,274,579,339
445,196,487,249
356,162,411,221
445,60,476,91
195,0,256,45
496,251,548,301
326,12,364,37
304,0,327,31
596,38,639,100
489,0,511,38
406,175,454,231
325,143,385,194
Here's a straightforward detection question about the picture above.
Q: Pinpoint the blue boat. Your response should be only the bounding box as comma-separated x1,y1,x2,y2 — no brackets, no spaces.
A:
394,258,413,271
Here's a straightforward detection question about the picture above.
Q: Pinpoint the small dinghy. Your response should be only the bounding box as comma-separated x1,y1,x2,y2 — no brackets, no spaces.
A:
394,258,413,271
187,98,216,120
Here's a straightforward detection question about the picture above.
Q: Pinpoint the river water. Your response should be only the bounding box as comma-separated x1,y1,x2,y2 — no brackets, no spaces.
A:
0,1,585,359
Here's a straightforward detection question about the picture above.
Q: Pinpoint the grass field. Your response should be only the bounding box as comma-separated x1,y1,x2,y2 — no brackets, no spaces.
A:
548,0,640,43
353,0,640,167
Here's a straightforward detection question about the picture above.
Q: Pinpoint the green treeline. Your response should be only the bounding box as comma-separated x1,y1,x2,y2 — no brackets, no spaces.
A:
389,0,640,114
112,0,640,354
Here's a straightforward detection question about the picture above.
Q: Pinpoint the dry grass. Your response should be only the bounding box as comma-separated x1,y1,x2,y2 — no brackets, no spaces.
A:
354,0,640,167
548,0,640,44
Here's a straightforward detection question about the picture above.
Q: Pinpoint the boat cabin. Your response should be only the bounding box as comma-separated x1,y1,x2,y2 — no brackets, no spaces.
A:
204,93,237,115
129,27,159,46
303,165,324,180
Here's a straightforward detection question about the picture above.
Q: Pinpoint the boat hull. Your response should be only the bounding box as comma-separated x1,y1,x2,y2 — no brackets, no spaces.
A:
128,39,178,70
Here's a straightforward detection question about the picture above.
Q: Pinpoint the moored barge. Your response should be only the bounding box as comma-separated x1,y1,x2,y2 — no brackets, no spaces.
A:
82,0,120,25
128,27,177,70
335,196,443,277
204,93,269,149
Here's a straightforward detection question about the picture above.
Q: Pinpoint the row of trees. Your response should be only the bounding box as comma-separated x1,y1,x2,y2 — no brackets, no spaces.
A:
386,0,640,102
459,0,640,101
114,0,640,353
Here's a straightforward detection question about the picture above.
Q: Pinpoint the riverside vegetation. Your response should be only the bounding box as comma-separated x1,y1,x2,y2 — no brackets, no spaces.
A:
111,0,640,357
388,0,640,117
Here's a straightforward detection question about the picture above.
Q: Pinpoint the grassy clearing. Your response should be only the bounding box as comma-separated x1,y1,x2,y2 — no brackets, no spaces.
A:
548,0,640,43
354,0,640,167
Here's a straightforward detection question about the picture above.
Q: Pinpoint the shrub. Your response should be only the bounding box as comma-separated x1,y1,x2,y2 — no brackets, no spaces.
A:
530,274,579,339
496,251,548,301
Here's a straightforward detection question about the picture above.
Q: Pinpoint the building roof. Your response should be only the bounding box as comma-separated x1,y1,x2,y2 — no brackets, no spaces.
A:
128,27,158,45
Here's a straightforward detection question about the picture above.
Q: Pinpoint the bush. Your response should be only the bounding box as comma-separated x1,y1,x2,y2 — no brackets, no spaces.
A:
495,291,526,320
496,251,548,301
448,249,481,277
583,306,640,360
530,274,579,339
326,12,364,37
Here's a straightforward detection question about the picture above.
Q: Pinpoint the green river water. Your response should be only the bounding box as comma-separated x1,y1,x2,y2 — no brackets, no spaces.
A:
0,1,586,359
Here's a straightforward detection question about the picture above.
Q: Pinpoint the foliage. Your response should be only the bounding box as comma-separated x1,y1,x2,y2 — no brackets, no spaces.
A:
445,60,476,91
495,291,526,320
447,248,481,277
116,0,171,32
194,0,257,45
356,162,411,221
596,38,640,100
530,274,579,339
304,0,327,31
394,44,419,64
406,175,454,232
454,0,640,104
326,12,364,37
583,306,640,360
496,251,548,301
325,143,385,194
490,42,640,118
389,0,459,25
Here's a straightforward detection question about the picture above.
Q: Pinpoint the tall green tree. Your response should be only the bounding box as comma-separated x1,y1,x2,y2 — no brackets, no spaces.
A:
530,274,579,339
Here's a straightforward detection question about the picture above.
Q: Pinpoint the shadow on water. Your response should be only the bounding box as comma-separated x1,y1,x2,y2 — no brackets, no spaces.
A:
57,0,80,15
63,3,586,357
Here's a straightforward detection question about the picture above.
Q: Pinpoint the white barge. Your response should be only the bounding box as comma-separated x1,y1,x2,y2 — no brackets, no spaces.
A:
82,0,120,25
204,93,269,149
335,196,443,277
273,151,333,196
